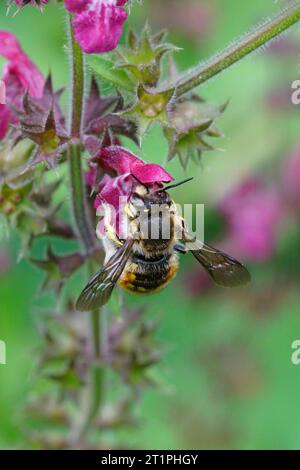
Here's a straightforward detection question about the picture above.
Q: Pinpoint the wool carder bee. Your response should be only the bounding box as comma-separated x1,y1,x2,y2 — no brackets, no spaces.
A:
76,179,250,311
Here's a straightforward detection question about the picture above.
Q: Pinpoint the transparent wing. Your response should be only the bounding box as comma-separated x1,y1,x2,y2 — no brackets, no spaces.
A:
189,240,251,287
76,238,135,311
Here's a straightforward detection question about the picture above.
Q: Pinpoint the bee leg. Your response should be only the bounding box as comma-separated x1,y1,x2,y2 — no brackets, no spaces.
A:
174,243,187,254
124,203,139,221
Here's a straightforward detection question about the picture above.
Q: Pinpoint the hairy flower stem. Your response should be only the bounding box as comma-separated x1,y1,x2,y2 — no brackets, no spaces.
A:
67,14,95,254
69,16,84,139
67,144,95,254
166,1,300,96
74,307,104,441
67,13,103,442
80,307,104,435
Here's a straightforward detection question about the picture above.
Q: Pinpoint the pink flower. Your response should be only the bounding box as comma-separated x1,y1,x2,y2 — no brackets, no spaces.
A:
267,38,300,57
0,106,11,140
281,145,300,208
220,177,283,262
93,146,174,236
64,0,129,54
184,268,213,297
0,31,22,60
151,0,215,43
0,31,44,140
100,146,174,185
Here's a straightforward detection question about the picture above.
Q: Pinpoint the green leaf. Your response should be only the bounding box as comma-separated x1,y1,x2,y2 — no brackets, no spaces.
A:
87,55,135,93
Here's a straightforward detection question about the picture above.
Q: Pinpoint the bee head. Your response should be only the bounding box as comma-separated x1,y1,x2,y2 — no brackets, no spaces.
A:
130,177,193,213
132,184,172,209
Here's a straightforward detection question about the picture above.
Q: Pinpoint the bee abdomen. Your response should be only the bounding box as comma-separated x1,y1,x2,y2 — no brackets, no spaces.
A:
119,254,178,294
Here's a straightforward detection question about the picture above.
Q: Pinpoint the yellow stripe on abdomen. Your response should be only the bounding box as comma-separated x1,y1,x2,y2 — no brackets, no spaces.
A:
119,257,178,294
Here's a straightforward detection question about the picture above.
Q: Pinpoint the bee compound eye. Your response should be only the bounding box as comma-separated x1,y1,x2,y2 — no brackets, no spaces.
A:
135,185,148,197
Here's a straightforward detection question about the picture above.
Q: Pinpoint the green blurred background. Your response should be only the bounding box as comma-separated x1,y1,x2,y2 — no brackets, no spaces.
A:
1,0,300,450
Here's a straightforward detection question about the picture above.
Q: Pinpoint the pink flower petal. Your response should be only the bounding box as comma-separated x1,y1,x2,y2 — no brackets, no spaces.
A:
95,173,134,238
64,0,87,13
73,4,128,54
3,59,44,99
100,146,140,174
0,105,11,140
282,145,300,205
131,162,174,184
0,32,44,99
0,30,44,140
0,31,22,60
100,146,174,184
100,173,133,207
220,177,283,262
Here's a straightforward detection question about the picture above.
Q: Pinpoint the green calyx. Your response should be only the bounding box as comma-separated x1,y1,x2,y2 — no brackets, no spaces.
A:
117,26,179,87
122,84,175,140
165,96,228,169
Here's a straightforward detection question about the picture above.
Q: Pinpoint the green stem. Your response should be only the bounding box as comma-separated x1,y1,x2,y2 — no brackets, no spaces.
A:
67,13,96,255
92,309,101,358
166,1,300,96
67,13,103,442
67,12,95,254
68,14,84,138
75,306,103,440
67,143,95,255
84,308,104,430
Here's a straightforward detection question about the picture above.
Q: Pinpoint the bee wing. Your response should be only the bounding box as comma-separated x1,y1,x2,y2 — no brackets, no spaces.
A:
76,238,135,311
187,239,250,287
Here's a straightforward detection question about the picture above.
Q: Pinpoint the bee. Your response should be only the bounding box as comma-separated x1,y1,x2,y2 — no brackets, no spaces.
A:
76,179,250,311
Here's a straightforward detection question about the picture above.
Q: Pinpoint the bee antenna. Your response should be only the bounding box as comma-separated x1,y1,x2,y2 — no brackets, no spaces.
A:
161,177,194,192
